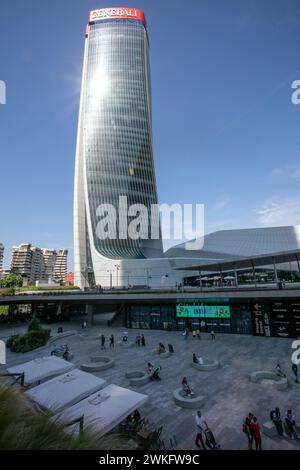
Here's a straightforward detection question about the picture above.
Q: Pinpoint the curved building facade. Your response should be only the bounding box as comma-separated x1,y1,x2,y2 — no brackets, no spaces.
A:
74,8,164,289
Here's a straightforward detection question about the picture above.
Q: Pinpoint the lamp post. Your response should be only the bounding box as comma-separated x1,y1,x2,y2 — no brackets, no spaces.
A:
115,264,120,288
107,270,112,290
145,268,152,287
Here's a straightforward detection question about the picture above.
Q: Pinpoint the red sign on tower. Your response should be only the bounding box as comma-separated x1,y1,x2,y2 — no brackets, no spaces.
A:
89,7,145,23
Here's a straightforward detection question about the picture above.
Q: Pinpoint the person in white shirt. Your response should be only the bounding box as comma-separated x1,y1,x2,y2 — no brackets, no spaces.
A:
195,410,207,450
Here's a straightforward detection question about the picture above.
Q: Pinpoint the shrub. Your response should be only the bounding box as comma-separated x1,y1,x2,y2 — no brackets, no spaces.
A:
6,335,20,349
27,317,42,332
10,329,51,353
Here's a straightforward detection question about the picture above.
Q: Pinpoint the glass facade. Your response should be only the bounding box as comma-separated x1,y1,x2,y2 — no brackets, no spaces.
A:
82,18,162,259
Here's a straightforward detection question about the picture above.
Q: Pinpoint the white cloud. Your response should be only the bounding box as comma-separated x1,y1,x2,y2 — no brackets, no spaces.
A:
213,197,231,211
291,166,300,179
255,196,300,226
270,167,283,177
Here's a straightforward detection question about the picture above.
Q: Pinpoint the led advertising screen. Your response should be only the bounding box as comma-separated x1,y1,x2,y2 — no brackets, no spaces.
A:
176,305,230,318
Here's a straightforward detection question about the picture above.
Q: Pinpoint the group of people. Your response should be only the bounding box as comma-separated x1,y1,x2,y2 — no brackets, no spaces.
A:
157,343,174,354
184,328,216,340
147,362,161,381
243,413,263,450
270,407,299,439
275,362,299,384
51,343,71,361
136,334,146,346
100,333,115,349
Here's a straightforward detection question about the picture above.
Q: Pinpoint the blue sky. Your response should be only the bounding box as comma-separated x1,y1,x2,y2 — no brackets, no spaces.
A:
1,0,300,268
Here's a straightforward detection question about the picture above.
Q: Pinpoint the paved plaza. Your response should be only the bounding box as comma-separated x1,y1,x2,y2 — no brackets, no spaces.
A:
1,322,300,450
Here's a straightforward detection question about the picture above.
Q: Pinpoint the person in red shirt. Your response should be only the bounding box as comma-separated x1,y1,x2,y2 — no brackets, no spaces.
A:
250,416,262,450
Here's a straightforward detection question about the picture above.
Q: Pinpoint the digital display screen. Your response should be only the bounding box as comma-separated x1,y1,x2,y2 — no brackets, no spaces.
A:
176,305,230,318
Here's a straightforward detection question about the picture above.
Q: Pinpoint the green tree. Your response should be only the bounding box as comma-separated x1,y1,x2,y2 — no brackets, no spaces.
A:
0,274,23,288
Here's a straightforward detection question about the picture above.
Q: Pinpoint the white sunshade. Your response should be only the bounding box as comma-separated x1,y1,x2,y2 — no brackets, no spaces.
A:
25,368,106,413
53,384,148,437
7,356,75,386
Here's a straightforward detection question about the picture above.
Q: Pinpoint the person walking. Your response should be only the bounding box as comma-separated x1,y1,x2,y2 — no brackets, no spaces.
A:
292,363,299,383
211,330,216,340
192,330,196,339
196,329,201,339
100,334,106,350
195,410,207,450
250,417,262,450
243,413,254,450
141,334,146,346
109,334,114,349
136,334,141,346
270,408,284,436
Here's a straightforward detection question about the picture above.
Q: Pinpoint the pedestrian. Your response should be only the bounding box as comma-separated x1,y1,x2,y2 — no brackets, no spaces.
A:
250,417,262,450
141,334,146,346
195,410,207,450
275,364,286,378
109,334,114,349
182,328,189,340
243,413,254,450
136,334,141,346
292,363,298,383
100,333,106,350
270,408,284,436
196,329,201,339
192,330,196,339
285,410,299,438
211,330,215,340
168,343,174,353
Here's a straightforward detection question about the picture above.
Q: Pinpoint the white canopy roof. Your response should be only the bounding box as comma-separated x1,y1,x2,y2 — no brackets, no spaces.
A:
25,368,106,412
53,384,148,437
7,356,75,386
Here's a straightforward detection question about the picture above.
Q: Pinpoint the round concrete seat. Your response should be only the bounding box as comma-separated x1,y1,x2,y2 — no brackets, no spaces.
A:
152,349,171,358
173,388,206,409
81,356,114,372
117,340,135,348
191,360,219,371
125,370,150,386
250,371,288,390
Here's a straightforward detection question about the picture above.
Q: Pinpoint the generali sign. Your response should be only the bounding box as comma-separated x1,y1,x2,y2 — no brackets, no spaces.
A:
89,7,145,22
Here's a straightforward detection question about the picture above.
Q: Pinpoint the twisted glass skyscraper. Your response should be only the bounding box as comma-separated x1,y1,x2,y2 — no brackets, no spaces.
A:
74,7,163,288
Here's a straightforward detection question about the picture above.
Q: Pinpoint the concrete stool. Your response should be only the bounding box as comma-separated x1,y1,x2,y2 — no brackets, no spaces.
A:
191,360,219,371
125,370,150,386
173,388,206,409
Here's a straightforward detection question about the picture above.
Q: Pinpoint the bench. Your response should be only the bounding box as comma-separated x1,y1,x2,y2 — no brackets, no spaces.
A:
80,356,115,372
125,370,150,386
263,420,300,437
173,388,206,409
117,341,135,348
152,349,171,359
191,360,219,371
250,371,288,390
